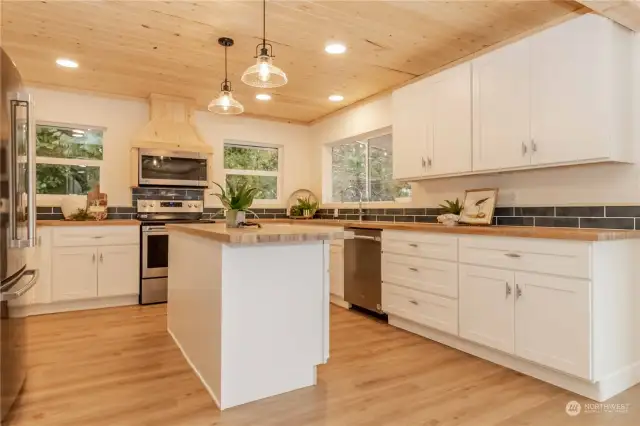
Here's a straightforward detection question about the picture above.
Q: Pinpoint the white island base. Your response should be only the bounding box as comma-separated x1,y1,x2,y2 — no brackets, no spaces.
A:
167,224,345,410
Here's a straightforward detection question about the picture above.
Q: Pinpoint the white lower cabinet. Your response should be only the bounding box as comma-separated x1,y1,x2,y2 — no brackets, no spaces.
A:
329,245,344,298
27,225,140,314
459,265,515,354
97,245,140,297
514,272,591,379
52,247,99,301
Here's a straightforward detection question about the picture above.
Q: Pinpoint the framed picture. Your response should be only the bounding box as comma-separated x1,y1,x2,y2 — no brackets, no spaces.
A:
459,188,498,226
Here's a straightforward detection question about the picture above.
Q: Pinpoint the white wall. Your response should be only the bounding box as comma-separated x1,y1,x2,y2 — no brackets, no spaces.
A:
31,87,148,207
194,113,312,208
31,87,313,207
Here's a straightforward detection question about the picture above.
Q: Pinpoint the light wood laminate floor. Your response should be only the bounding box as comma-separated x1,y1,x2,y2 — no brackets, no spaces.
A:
9,304,640,426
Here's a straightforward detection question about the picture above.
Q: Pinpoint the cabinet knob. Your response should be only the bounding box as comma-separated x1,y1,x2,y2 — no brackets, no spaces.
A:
92,253,96,263
100,253,103,263
505,282,512,297
516,284,523,299
421,157,426,168
427,157,432,167
521,142,528,156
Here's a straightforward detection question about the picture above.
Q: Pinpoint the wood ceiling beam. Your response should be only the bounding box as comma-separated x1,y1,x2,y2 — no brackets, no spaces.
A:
576,0,640,31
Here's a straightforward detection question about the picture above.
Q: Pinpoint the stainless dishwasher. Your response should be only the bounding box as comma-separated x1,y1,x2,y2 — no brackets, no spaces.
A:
344,228,382,313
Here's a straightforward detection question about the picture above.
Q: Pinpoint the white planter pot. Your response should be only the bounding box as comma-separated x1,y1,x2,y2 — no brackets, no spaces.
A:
226,210,246,228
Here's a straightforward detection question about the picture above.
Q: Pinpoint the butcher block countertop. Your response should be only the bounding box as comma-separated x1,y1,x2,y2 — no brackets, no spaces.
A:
166,222,354,244
37,219,139,227
256,219,640,242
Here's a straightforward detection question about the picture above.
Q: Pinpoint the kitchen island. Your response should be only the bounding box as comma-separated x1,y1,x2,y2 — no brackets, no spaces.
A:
166,223,353,410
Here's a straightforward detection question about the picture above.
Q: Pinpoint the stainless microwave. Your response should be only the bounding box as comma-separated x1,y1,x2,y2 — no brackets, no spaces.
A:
138,149,208,187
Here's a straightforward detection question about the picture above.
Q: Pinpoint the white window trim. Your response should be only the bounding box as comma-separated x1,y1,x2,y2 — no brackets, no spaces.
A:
223,140,283,205
323,126,411,204
35,122,105,206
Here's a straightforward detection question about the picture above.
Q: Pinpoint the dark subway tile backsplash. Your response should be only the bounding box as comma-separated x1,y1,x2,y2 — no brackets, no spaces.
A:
606,206,640,217
394,215,415,223
384,208,404,215
556,206,604,217
516,207,555,217
497,216,534,227
580,217,634,230
493,207,514,217
404,208,426,216
533,217,579,228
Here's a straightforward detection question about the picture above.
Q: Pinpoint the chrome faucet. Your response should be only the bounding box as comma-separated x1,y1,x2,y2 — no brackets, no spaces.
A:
341,186,365,222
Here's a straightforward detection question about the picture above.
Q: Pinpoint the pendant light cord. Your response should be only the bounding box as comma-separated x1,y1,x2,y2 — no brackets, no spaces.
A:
262,0,266,48
224,44,228,82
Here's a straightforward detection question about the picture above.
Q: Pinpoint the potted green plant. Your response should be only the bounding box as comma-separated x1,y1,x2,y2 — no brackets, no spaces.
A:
294,196,319,218
437,198,463,226
212,180,260,228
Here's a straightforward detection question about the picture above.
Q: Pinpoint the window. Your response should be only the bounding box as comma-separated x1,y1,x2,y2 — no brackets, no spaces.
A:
36,124,103,195
331,133,411,202
223,142,281,201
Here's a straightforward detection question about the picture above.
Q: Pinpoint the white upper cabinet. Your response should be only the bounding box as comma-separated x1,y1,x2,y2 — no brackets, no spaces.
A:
426,63,472,176
393,63,472,179
392,79,429,180
529,14,631,166
472,39,531,172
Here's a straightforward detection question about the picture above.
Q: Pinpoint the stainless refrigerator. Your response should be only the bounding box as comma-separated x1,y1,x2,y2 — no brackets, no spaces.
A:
0,48,38,422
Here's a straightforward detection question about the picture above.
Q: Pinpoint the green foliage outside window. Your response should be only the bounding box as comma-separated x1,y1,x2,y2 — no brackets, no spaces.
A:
36,125,103,195
224,144,279,200
331,134,411,202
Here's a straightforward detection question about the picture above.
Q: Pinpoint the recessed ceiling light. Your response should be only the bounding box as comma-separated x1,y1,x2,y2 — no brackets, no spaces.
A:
255,93,272,101
56,58,79,68
328,94,344,102
325,43,347,55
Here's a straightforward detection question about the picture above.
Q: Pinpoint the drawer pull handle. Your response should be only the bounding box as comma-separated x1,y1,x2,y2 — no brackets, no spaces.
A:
505,282,512,297
504,252,521,258
408,243,418,248
408,267,419,272
409,300,418,305
93,236,104,239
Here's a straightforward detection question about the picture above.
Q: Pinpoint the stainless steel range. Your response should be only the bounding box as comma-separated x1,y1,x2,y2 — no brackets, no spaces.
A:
137,199,216,304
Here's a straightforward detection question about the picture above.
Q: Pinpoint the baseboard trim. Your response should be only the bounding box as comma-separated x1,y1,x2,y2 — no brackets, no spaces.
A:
167,328,222,409
18,295,139,316
389,315,640,402
330,294,350,309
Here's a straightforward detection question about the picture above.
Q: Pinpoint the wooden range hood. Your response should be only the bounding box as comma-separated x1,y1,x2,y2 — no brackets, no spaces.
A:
131,93,212,153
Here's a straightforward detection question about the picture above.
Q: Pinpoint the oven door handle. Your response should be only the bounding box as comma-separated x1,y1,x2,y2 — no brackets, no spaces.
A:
1,269,38,301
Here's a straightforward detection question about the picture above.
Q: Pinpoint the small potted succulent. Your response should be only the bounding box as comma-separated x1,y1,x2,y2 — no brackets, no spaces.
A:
293,196,319,219
437,198,463,226
212,180,260,228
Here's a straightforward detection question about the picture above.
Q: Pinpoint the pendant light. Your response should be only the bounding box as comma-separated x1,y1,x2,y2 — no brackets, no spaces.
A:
208,37,244,115
241,0,288,88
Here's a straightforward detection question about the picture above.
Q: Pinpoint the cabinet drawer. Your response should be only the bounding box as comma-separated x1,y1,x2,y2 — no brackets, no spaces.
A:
53,226,139,247
459,236,590,279
382,283,458,335
382,230,457,261
383,253,458,298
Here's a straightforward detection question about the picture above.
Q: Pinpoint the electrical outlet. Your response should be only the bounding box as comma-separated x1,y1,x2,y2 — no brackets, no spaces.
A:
333,208,339,218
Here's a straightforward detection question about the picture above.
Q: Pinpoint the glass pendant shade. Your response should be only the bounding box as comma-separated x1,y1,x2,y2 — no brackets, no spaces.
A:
241,54,288,88
208,89,244,115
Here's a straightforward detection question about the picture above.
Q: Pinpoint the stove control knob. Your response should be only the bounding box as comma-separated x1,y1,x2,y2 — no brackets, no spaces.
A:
150,203,155,207
141,202,147,208
188,203,193,208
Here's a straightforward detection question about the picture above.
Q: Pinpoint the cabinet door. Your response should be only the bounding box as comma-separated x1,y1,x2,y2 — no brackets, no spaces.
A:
426,62,472,176
329,246,344,298
392,81,428,180
530,15,613,165
98,245,140,297
52,247,98,301
33,228,53,305
459,265,515,354
515,272,591,379
472,38,531,171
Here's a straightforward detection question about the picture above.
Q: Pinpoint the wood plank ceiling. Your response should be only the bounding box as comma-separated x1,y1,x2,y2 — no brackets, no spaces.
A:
2,0,583,123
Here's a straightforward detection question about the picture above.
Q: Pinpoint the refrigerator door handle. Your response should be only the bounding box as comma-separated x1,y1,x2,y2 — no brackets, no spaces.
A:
26,96,36,248
1,269,38,301
8,96,36,248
